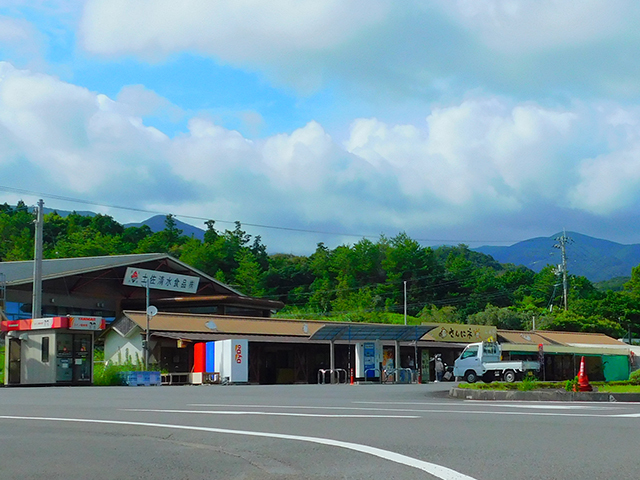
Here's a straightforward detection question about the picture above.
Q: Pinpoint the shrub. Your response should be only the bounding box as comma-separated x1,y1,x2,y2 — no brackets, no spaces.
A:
518,373,538,391
629,369,640,385
565,376,579,392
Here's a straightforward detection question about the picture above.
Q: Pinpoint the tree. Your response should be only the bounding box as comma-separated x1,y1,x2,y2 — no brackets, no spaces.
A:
233,249,266,297
466,304,530,330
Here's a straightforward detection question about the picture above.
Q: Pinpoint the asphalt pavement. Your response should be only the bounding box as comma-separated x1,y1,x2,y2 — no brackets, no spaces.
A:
0,382,638,479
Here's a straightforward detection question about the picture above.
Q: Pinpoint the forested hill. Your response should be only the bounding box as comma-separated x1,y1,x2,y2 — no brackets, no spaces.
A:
475,232,640,282
2,202,640,338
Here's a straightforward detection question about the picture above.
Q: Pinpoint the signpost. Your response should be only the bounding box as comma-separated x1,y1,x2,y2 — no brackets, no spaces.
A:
123,268,200,369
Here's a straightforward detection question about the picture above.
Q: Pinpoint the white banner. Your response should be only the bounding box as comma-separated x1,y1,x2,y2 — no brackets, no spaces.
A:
123,267,200,294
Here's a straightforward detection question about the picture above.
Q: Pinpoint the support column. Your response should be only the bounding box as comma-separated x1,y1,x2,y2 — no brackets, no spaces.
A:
394,340,400,384
330,340,335,384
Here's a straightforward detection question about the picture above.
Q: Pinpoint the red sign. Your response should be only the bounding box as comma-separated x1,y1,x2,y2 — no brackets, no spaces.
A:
1,316,104,332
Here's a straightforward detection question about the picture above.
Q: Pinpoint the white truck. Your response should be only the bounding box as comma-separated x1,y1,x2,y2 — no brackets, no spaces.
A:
453,341,540,383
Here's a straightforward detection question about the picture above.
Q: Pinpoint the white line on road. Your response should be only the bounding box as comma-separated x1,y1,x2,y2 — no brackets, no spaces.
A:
121,408,420,419
0,415,478,480
190,403,456,413
354,401,636,411
464,403,616,410
128,407,640,419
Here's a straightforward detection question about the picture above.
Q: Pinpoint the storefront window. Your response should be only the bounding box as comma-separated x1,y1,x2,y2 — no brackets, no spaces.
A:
41,337,50,362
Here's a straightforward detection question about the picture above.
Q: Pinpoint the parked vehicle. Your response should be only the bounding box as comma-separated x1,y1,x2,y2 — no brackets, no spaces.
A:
453,341,540,383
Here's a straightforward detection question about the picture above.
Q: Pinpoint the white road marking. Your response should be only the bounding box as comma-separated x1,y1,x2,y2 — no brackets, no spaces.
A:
190,403,453,413
128,407,640,419
354,400,637,411
465,403,614,410
204,401,626,412
0,415,478,480
122,408,419,418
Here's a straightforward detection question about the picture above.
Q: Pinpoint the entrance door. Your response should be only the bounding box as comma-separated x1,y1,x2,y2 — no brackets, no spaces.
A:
73,334,92,383
8,339,21,384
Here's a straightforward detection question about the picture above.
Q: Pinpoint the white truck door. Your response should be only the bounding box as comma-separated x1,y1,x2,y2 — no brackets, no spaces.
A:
454,344,481,375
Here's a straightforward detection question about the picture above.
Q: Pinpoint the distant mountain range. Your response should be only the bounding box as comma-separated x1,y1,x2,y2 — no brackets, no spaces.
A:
474,232,640,282
125,215,206,240
39,207,640,282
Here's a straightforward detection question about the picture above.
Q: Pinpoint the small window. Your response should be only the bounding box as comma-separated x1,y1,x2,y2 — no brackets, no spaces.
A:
41,337,50,363
461,346,479,359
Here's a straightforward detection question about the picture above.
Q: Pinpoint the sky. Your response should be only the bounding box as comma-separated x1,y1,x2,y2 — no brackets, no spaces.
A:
1,1,640,254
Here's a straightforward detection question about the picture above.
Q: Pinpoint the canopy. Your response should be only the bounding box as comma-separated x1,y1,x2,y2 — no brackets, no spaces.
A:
309,323,437,342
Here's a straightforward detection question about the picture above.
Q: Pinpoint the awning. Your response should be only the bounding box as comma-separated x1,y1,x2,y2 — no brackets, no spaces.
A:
309,324,437,342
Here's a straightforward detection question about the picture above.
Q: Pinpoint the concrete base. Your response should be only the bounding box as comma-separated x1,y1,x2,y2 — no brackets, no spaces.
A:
449,387,640,402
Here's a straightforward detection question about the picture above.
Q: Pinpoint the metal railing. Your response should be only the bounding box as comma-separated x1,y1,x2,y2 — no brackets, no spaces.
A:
317,368,348,384
382,368,418,384
364,367,381,381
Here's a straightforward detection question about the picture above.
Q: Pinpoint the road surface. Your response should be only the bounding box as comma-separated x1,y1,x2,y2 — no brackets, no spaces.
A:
0,383,637,479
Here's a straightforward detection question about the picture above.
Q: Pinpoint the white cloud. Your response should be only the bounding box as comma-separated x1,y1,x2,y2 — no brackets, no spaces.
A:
437,0,635,53
77,0,640,99
569,147,640,214
345,99,578,213
0,62,174,196
3,62,640,250
0,15,45,60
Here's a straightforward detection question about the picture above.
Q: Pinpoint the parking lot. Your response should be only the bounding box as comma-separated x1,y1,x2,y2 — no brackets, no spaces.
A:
1,383,638,479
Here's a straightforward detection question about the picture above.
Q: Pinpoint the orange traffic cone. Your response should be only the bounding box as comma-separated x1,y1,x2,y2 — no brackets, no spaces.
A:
577,356,593,392
350,368,354,385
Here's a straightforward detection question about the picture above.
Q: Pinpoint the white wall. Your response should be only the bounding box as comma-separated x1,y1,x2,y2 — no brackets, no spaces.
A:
21,332,56,385
104,329,144,366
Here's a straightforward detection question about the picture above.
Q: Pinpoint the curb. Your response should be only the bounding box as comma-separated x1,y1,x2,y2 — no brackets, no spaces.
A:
449,387,640,402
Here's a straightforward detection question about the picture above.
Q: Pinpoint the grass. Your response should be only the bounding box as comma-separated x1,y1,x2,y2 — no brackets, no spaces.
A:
458,379,640,393
592,384,640,393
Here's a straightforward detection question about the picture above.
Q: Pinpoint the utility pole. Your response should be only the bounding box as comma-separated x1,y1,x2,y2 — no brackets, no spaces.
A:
553,230,572,312
31,199,44,319
403,281,407,325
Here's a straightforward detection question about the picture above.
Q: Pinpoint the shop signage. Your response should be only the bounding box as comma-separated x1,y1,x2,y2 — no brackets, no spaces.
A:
427,324,497,343
123,267,200,294
1,316,105,331
68,317,106,330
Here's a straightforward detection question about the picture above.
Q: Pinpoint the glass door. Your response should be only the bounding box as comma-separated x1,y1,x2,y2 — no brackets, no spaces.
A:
73,334,92,383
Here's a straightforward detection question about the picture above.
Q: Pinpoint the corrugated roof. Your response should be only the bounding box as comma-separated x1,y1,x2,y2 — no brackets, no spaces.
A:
0,253,241,295
309,323,437,342
498,330,560,346
120,311,450,345
151,331,465,348
0,253,166,284
123,311,327,337
536,331,628,347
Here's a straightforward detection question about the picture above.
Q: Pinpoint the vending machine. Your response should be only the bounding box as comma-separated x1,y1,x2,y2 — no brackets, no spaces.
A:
355,341,382,380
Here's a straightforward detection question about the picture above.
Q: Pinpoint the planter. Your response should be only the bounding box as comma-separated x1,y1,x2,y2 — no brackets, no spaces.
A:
118,371,161,386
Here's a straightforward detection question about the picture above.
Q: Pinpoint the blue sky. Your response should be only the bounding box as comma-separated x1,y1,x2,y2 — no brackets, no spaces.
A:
2,1,640,254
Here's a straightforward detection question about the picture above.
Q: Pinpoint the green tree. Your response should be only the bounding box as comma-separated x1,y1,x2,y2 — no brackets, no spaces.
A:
233,249,266,297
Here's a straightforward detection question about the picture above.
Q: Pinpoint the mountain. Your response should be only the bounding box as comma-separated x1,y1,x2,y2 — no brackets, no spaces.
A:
474,232,640,282
42,207,207,240
124,215,206,240
43,207,96,217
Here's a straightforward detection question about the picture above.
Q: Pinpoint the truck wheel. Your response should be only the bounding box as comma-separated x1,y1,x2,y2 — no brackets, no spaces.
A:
464,371,477,383
503,370,516,383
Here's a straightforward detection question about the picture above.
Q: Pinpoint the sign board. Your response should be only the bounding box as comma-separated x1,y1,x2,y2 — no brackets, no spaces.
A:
68,316,106,331
426,324,497,343
1,316,105,332
123,267,200,294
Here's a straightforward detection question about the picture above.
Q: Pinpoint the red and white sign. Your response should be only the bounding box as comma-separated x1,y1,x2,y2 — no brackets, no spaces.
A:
68,317,106,331
1,316,105,332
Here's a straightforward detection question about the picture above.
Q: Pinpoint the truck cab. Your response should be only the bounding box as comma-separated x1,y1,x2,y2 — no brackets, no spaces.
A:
454,342,500,378
453,341,538,383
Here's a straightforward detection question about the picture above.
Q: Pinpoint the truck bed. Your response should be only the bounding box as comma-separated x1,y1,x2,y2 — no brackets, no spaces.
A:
483,361,540,371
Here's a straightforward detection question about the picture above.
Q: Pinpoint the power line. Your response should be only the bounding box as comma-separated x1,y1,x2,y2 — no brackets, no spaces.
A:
0,184,521,245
